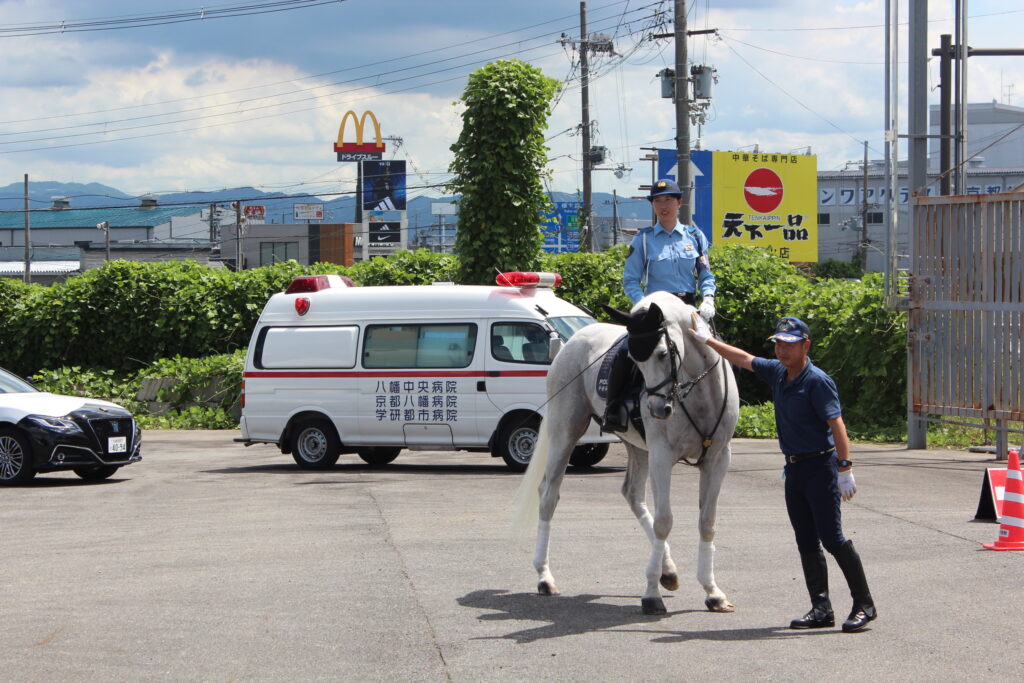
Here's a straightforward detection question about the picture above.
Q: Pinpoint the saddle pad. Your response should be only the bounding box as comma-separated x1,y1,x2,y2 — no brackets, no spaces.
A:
597,333,628,399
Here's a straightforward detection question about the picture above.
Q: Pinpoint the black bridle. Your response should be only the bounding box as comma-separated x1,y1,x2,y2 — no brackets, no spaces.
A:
633,323,730,467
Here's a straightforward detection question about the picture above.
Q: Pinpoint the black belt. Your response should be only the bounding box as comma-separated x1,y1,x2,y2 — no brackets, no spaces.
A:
672,292,696,305
784,447,835,464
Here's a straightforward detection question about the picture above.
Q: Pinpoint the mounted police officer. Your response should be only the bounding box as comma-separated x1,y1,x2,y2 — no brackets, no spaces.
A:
690,314,877,633
601,178,717,432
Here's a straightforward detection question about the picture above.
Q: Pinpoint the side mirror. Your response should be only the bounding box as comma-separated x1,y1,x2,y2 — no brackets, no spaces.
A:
548,336,564,361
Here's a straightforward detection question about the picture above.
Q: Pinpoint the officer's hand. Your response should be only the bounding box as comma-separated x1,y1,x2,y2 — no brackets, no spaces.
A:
699,296,716,321
689,312,712,344
838,469,857,502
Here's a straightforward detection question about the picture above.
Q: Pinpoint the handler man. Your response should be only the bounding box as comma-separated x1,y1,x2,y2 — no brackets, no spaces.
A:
602,178,717,432
691,314,877,633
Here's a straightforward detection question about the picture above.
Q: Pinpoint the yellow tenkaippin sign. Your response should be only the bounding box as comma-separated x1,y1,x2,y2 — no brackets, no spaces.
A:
712,151,818,262
334,110,385,161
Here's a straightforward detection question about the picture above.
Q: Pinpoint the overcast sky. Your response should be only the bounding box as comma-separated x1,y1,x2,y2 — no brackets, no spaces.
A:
0,0,1021,209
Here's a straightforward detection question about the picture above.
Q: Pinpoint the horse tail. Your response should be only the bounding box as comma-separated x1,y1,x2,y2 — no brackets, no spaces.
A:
511,417,551,536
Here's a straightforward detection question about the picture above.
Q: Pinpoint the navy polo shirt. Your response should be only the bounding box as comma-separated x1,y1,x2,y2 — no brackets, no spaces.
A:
751,357,842,456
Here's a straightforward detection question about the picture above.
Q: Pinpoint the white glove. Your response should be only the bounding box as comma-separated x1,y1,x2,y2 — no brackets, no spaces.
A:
689,312,712,344
698,296,716,321
838,469,857,502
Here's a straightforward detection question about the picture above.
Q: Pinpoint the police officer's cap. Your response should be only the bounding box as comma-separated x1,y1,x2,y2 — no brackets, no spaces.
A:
647,178,682,201
768,317,810,343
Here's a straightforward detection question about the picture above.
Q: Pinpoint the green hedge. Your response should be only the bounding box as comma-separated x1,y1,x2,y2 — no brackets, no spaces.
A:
3,246,907,429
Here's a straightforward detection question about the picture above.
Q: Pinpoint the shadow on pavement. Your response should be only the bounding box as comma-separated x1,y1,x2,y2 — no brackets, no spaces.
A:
457,589,792,644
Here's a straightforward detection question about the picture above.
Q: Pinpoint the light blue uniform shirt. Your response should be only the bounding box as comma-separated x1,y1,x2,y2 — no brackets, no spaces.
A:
623,222,716,305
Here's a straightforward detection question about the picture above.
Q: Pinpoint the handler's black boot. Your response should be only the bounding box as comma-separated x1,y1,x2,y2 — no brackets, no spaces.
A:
834,540,877,633
789,550,835,629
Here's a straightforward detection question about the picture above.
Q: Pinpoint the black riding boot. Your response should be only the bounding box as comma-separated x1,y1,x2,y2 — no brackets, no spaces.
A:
789,550,834,629
833,540,877,633
601,345,630,433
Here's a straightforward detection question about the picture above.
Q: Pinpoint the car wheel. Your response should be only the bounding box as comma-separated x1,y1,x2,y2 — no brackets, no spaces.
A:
569,443,610,468
357,447,401,467
0,428,36,486
494,415,540,472
290,418,341,470
73,465,121,482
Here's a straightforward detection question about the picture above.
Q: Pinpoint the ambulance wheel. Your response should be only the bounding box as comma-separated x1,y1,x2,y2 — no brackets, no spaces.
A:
569,443,609,468
290,419,341,470
495,415,540,472
358,447,401,467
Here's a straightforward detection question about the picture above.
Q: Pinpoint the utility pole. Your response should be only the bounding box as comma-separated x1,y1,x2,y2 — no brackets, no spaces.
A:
675,0,691,223
235,201,243,271
22,173,30,284
97,221,111,261
579,1,593,252
860,141,869,271
611,188,619,246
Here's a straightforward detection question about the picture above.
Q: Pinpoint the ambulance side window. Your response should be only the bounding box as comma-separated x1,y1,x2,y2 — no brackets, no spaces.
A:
255,325,359,369
363,323,477,369
490,323,551,365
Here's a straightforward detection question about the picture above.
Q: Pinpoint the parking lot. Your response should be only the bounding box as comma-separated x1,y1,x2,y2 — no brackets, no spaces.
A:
3,431,1021,681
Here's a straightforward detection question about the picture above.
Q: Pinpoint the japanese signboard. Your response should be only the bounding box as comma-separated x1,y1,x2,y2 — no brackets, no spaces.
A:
540,201,581,254
712,151,818,262
243,205,266,224
362,160,407,211
334,110,385,161
293,203,324,221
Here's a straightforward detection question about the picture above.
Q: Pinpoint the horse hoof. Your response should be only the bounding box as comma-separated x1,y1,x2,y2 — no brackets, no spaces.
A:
660,573,679,592
705,597,735,613
538,581,560,596
641,597,667,615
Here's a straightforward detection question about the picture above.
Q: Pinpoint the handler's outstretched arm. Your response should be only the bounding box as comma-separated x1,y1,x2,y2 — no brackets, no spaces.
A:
689,312,755,371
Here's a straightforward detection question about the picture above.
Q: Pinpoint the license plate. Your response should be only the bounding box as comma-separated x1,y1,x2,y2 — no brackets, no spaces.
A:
108,436,127,453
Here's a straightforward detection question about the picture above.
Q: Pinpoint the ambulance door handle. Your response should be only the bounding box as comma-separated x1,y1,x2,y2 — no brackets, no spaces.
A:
477,381,486,391
487,371,500,377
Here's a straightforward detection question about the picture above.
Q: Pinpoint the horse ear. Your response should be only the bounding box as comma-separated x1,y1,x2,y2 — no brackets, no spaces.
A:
602,304,632,326
642,303,665,327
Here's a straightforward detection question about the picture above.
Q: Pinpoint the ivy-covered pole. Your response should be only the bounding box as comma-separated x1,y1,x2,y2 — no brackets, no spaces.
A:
447,59,559,284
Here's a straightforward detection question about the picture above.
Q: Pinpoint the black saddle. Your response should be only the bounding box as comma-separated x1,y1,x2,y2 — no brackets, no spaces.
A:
597,334,646,439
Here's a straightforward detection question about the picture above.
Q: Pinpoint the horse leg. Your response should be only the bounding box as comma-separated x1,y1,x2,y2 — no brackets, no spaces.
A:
697,443,734,612
534,408,588,596
621,444,679,593
639,448,675,615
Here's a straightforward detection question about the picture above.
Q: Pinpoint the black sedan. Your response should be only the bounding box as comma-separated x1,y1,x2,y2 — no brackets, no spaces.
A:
0,367,141,485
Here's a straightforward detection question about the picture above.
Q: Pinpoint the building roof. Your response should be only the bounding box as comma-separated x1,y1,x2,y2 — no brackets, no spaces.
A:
0,206,200,230
0,260,79,275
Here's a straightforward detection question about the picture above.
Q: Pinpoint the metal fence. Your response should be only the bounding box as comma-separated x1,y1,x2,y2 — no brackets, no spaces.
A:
910,192,1024,455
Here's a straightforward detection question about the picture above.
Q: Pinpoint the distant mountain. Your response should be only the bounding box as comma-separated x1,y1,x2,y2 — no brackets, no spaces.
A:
0,180,653,228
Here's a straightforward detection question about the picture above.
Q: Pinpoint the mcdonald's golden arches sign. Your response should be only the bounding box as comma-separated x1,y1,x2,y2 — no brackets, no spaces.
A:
334,110,385,161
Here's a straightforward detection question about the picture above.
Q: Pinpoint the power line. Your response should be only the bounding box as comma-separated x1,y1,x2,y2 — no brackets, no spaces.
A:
0,1,345,38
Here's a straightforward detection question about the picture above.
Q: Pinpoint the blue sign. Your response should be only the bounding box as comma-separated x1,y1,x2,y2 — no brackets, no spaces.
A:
656,148,713,245
540,201,581,254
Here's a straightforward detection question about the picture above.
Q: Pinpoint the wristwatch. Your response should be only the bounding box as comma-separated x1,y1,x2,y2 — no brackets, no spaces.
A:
837,459,853,468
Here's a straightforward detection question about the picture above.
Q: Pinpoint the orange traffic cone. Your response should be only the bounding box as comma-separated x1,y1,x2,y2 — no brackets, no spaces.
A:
984,449,1024,551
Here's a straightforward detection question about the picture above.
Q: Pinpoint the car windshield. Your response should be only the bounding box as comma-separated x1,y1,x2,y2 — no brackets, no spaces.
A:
0,367,37,394
547,315,596,341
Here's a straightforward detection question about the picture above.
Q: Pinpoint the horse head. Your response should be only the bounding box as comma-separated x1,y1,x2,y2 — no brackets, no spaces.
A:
604,293,694,421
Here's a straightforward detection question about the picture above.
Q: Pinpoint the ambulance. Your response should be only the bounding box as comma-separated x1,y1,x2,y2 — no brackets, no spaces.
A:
236,272,614,471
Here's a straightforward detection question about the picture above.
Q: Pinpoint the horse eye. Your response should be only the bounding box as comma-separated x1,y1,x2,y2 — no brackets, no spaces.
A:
658,349,669,360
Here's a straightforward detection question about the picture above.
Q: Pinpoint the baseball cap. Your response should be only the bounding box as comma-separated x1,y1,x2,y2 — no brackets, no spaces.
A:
768,317,810,343
647,178,682,201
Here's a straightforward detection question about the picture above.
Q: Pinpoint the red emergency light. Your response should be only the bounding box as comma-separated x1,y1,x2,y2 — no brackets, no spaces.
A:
285,275,332,294
495,271,562,288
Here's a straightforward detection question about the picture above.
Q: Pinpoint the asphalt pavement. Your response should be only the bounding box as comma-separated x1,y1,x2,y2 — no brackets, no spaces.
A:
2,431,1020,682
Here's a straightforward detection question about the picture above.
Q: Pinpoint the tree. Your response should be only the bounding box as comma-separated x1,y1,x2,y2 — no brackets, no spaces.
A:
447,59,559,284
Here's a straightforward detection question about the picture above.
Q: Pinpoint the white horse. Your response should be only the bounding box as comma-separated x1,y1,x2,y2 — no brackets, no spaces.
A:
514,290,739,615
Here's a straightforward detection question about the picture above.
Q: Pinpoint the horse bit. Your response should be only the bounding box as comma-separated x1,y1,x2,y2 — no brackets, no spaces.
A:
638,323,730,467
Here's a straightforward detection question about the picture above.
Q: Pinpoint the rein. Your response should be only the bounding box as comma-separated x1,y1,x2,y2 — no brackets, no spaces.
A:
640,324,730,467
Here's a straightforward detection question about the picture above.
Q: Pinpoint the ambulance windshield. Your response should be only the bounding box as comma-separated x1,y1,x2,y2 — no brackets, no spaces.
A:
547,315,595,341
